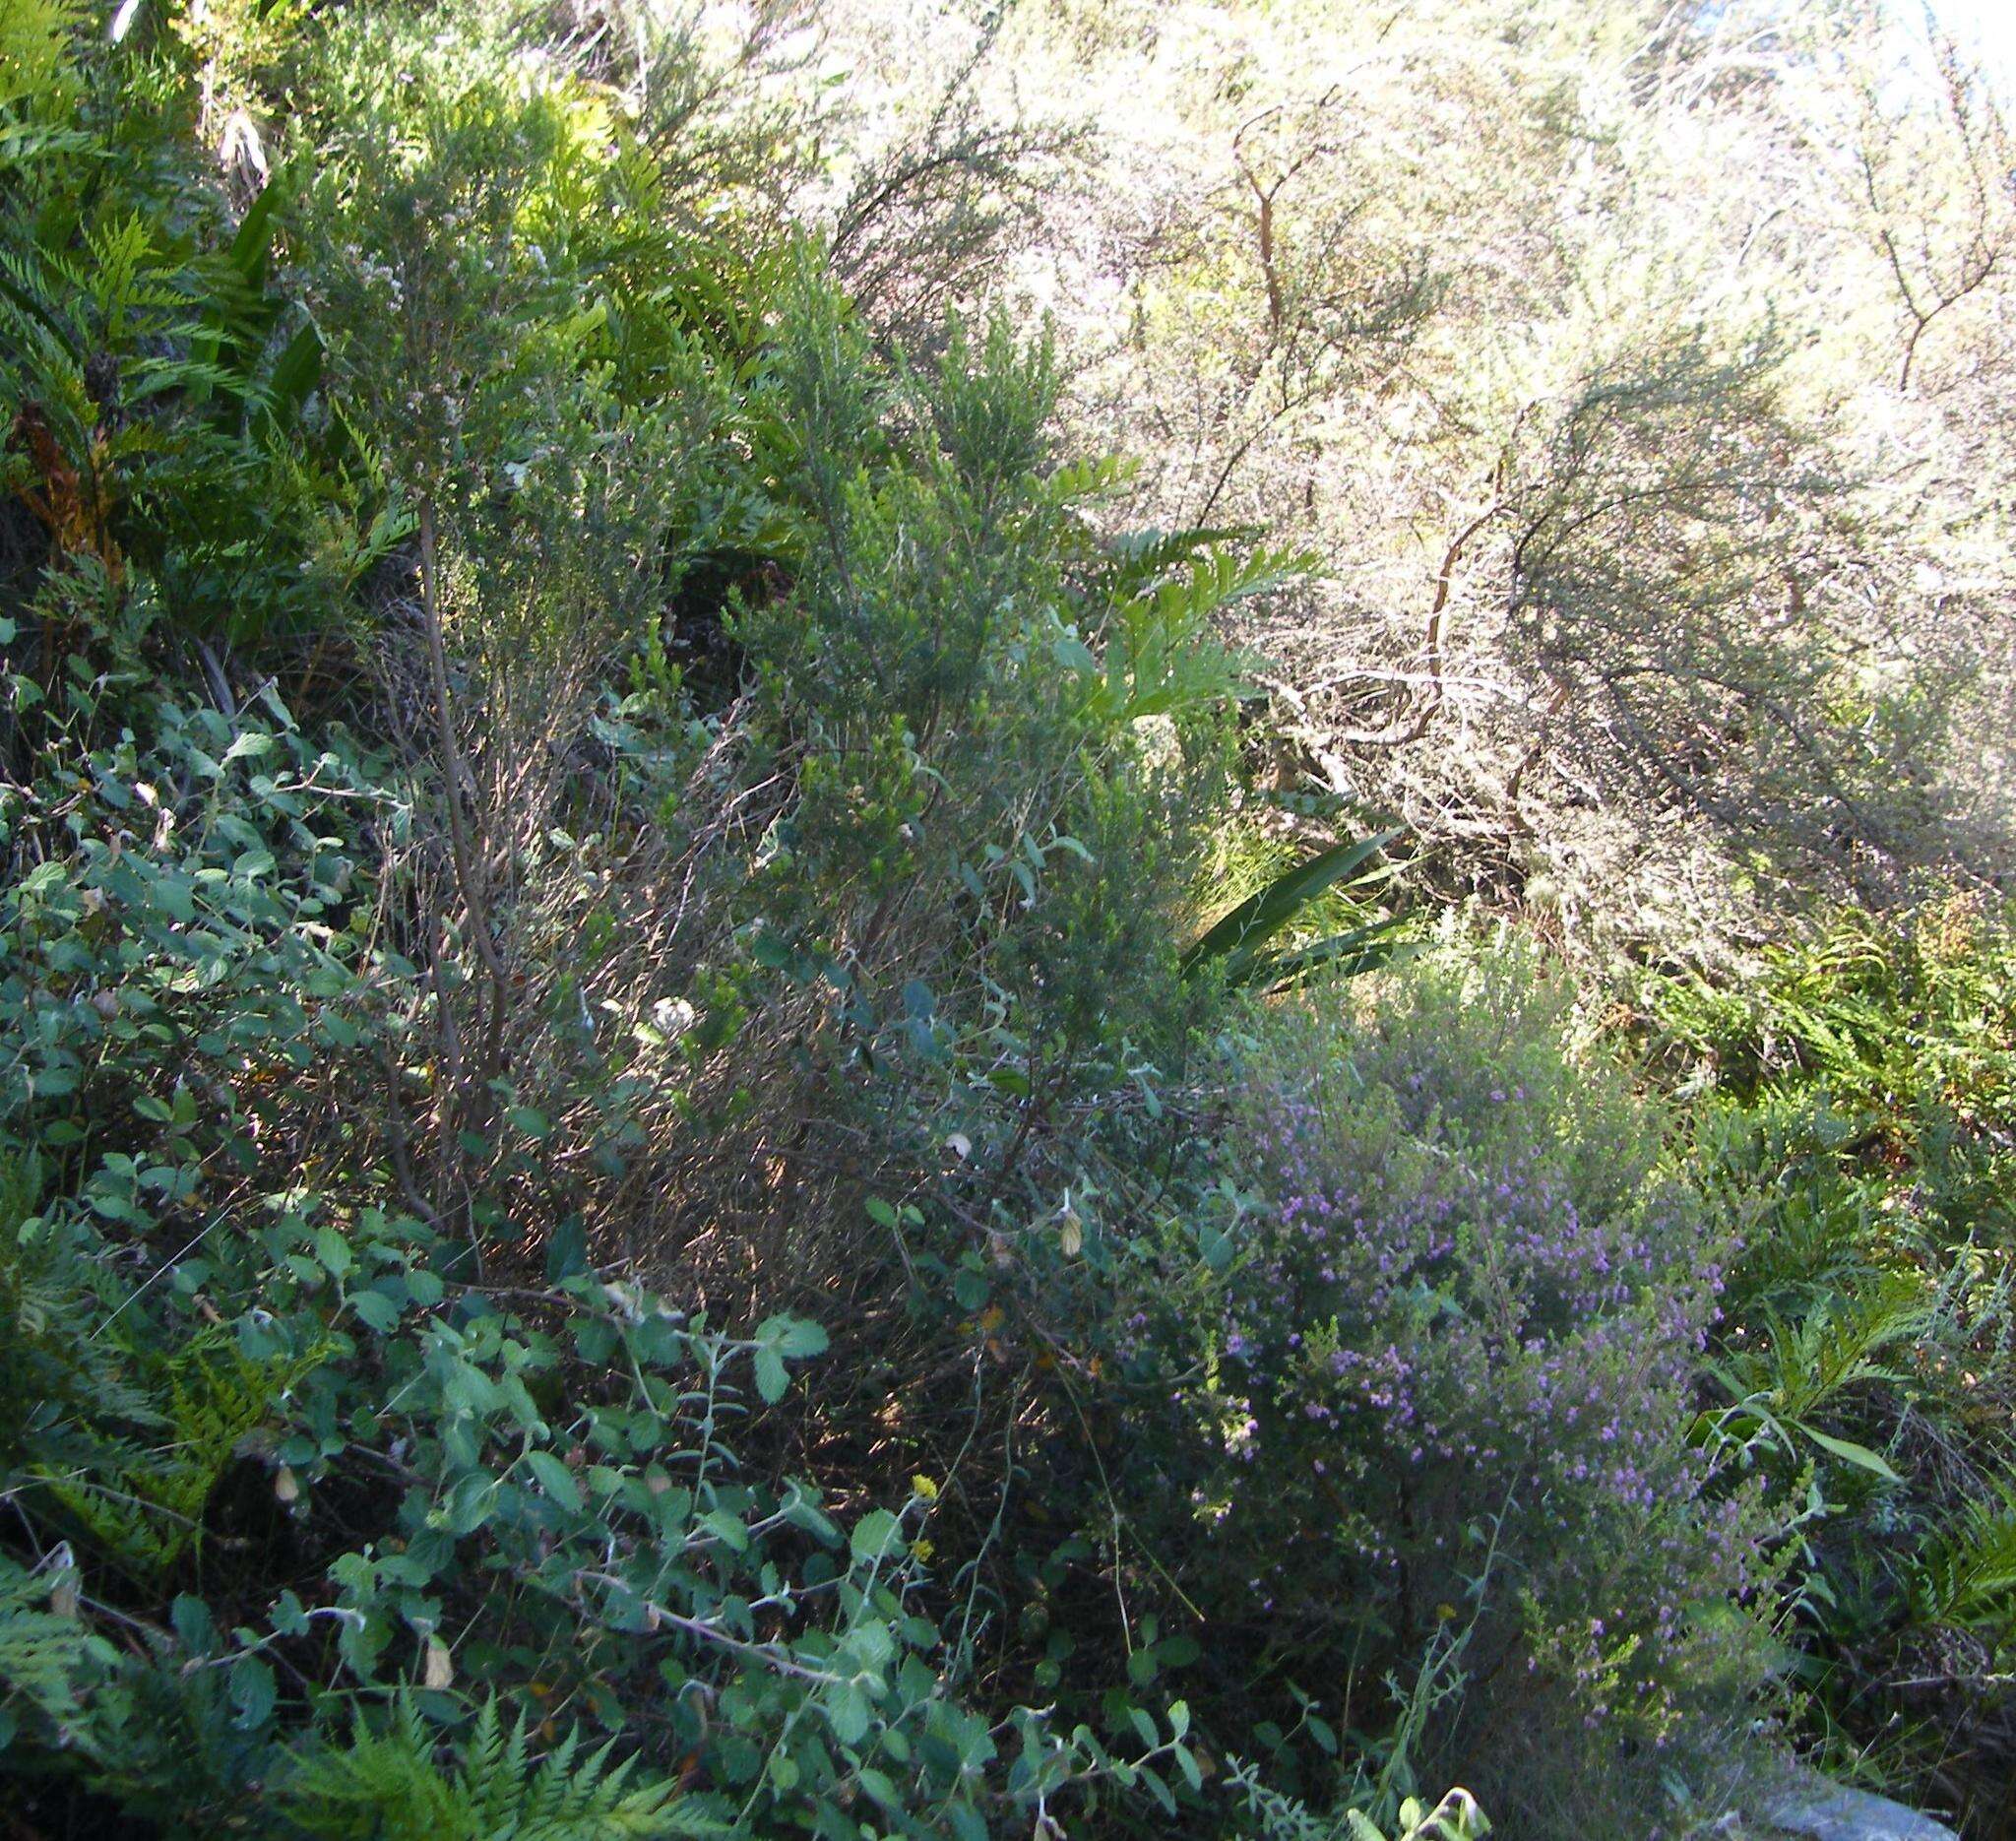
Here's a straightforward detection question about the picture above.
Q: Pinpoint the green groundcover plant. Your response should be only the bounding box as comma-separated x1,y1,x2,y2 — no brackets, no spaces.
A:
1637,893,2016,1825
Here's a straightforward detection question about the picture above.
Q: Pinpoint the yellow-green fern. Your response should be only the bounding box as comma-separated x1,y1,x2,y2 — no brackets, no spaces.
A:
282,1696,702,1841
46,1327,332,1570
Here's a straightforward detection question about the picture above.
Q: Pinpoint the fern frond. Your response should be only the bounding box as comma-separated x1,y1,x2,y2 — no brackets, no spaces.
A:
1911,1480,2016,1630
0,1554,111,1754
0,242,86,363
1075,541,1306,724
0,0,83,113
281,1694,698,1840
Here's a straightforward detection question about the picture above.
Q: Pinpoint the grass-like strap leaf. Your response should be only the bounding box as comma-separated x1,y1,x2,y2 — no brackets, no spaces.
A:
1182,828,1402,981
1252,919,1416,992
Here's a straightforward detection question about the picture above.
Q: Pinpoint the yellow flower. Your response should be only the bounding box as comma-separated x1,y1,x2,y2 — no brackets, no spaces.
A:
911,1474,940,1502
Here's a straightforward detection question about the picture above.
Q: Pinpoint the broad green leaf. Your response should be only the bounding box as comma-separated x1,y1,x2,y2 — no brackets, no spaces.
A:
850,1507,904,1564
349,1289,400,1332
753,1346,789,1404
759,1314,830,1359
1804,1426,1903,1483
524,1449,582,1513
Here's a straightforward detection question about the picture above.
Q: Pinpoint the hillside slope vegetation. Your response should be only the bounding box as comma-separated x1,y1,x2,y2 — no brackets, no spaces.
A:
1,3,2011,1839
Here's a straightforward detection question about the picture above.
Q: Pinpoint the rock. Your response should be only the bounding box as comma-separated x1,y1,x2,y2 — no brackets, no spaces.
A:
1761,1776,1958,1841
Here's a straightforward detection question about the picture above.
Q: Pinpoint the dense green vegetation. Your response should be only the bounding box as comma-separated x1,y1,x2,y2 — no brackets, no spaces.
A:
1644,899,2016,1815
1,2,2010,1838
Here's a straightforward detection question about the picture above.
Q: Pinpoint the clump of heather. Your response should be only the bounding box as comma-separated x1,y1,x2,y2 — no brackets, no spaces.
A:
1167,954,1778,1823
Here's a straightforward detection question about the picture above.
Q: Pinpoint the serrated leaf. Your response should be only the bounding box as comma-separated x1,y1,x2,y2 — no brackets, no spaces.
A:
850,1507,904,1563
349,1289,400,1332
229,1657,276,1732
524,1449,582,1513
827,1681,870,1746
757,1314,829,1359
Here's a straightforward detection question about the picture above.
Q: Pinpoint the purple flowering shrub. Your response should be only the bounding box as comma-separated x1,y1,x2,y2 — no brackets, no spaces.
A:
1166,957,1778,1817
